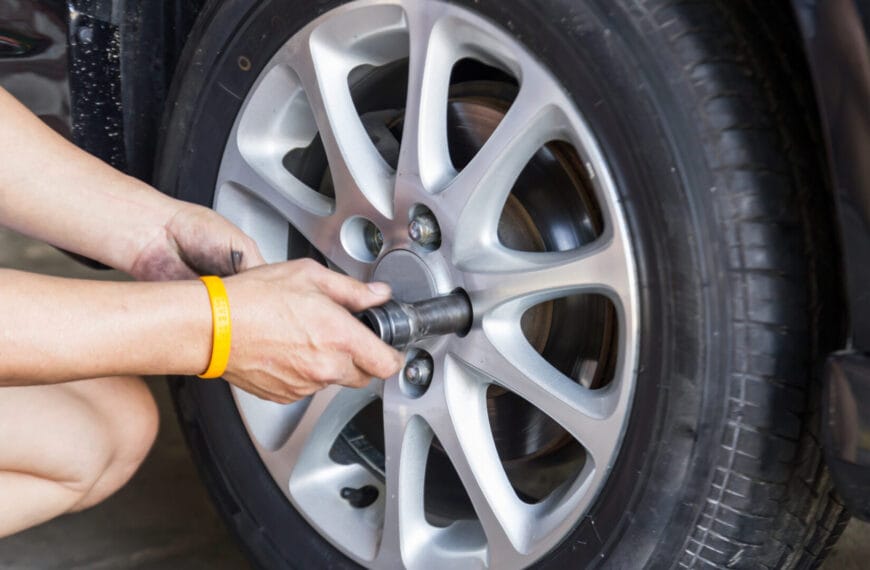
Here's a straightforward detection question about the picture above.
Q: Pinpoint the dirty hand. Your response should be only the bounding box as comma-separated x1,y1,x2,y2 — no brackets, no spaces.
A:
130,202,266,281
222,259,405,403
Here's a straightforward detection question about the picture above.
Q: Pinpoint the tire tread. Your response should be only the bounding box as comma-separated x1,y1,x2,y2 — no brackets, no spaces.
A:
646,0,849,567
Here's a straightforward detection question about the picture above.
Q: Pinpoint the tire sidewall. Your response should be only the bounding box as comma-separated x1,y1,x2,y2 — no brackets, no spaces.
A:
157,1,730,568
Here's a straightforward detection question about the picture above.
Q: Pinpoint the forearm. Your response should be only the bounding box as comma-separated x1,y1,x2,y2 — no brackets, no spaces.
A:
0,269,211,385
0,88,180,273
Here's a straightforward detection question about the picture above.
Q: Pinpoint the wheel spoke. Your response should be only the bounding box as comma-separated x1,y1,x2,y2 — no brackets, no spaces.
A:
213,181,291,265
461,230,632,316
217,135,369,276
376,381,433,567
232,387,312,451
250,383,384,561
259,383,379,489
446,77,564,249
281,18,399,220
426,356,532,558
397,1,456,193
452,330,619,464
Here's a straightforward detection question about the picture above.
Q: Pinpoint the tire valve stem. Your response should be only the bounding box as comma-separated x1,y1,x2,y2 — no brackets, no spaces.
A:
340,485,379,508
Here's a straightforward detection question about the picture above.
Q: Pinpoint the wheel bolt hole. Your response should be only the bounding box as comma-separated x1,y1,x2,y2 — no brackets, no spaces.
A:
408,205,441,251
340,485,379,508
402,350,434,398
365,226,384,257
341,217,384,261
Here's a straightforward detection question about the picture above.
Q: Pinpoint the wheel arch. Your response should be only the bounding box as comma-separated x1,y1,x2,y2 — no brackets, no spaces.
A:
790,0,870,521
66,0,205,182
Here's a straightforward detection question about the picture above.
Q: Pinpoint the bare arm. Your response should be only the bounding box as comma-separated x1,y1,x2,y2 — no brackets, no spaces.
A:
0,262,403,401
0,88,182,274
0,270,211,384
0,87,264,279
0,88,403,400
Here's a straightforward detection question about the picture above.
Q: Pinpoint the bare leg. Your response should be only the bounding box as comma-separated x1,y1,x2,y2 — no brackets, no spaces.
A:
0,376,158,537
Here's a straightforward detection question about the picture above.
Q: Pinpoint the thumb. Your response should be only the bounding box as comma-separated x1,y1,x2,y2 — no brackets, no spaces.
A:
229,232,267,273
235,242,267,272
313,269,392,312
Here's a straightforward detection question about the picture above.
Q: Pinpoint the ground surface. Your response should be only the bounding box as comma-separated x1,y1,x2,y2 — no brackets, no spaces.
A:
0,226,866,569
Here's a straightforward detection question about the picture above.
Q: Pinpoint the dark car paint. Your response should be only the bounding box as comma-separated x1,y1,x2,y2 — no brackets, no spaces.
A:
0,0,202,178
2,0,870,520
67,0,203,179
0,0,201,269
0,0,70,138
68,2,126,170
794,0,870,350
792,0,870,521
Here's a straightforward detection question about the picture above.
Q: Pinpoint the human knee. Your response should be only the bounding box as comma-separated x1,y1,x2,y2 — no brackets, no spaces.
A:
70,377,158,510
54,419,116,504
110,377,159,467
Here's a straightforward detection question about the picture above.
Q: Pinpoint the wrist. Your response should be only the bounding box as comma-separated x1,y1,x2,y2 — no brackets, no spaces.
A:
198,276,232,379
68,174,185,275
120,190,191,277
155,279,214,376
108,279,213,377
126,279,214,376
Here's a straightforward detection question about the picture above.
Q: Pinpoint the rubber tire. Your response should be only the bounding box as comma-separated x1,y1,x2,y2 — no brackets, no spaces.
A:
155,1,848,568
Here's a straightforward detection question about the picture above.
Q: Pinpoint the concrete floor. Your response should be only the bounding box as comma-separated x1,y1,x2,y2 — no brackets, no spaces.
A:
0,225,866,569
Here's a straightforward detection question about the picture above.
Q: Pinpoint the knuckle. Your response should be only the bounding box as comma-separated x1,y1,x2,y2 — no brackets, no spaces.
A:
295,257,318,275
267,392,290,404
374,364,395,380
277,395,295,405
277,384,301,402
285,388,303,402
373,350,401,376
373,362,392,379
296,361,322,384
316,363,342,383
332,331,354,353
307,258,326,274
353,373,372,388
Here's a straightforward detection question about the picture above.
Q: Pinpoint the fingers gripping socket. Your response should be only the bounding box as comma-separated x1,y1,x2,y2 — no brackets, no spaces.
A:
359,291,473,349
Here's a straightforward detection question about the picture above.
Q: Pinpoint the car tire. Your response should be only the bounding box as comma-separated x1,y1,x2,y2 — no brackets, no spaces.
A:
156,0,849,567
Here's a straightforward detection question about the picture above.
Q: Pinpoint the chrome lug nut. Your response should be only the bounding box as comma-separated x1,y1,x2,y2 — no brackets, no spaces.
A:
403,355,433,387
365,225,384,257
408,212,441,248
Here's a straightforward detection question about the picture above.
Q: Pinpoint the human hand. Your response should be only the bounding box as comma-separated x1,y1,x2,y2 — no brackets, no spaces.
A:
129,202,266,281
221,259,405,403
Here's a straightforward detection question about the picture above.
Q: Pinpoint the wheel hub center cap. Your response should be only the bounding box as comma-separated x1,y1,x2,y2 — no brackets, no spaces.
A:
372,250,436,303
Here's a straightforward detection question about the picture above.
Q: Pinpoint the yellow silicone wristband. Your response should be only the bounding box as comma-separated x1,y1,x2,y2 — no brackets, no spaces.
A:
198,276,232,379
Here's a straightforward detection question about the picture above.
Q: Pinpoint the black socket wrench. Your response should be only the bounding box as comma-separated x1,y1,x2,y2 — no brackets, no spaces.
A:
359,291,473,349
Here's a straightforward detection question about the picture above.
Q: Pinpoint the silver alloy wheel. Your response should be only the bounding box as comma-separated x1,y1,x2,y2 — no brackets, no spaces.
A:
214,1,639,567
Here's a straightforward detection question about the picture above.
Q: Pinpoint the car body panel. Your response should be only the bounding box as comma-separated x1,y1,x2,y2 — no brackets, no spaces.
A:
0,0,70,138
792,0,870,520
793,0,870,350
0,0,202,178
68,1,126,170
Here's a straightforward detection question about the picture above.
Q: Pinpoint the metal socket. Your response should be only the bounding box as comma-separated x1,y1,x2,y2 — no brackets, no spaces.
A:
359,291,472,349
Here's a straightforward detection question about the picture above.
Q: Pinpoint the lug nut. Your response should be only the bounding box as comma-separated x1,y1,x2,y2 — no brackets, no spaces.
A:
408,212,441,248
365,224,384,257
404,355,433,387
